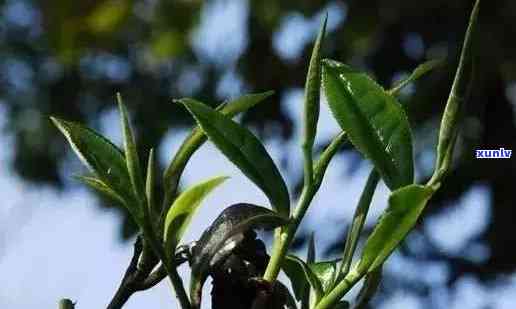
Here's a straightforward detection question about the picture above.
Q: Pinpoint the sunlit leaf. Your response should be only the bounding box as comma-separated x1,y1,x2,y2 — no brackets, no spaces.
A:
163,176,228,261
50,117,140,221
117,93,146,206
190,203,289,307
180,99,290,216
145,148,157,218
322,59,414,190
356,184,434,274
163,91,274,206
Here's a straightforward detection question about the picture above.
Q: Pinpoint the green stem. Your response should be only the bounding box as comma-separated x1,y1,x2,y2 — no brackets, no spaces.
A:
263,185,316,281
303,145,314,188
263,132,347,282
141,218,191,309
338,170,379,278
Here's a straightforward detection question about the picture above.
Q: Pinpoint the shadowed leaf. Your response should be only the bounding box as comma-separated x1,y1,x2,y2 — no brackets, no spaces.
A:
190,203,289,308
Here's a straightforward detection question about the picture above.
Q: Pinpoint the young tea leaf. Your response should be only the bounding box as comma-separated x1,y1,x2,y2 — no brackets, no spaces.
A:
388,59,445,96
180,99,290,216
190,203,289,308
164,176,228,261
163,91,274,207
322,60,414,190
432,0,479,185
302,15,327,183
282,254,323,301
309,260,339,294
145,148,158,218
117,93,146,205
356,184,435,274
50,117,141,221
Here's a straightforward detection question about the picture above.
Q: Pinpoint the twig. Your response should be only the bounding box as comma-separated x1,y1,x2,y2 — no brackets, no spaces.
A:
107,236,160,309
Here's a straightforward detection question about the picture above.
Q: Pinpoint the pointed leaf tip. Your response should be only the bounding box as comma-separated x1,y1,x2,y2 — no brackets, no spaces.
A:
51,116,141,222
181,99,290,216
164,175,229,261
322,59,414,190
117,93,146,208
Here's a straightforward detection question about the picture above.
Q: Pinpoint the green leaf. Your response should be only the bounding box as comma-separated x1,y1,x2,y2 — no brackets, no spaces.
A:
322,59,414,190
162,91,274,207
302,15,327,183
164,176,228,260
145,148,157,218
180,99,290,216
283,254,323,301
310,260,339,293
432,0,479,185
356,184,435,274
74,175,124,205
217,91,275,116
117,93,146,206
388,59,445,96
50,117,140,221
190,203,289,307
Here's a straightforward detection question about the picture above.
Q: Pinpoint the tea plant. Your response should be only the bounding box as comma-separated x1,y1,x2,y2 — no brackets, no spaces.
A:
53,0,480,308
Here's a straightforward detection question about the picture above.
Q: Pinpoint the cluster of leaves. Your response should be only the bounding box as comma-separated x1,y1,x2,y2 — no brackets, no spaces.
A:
53,0,479,308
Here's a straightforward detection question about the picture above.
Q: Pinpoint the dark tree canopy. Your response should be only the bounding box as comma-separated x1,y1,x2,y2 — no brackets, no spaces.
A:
2,0,515,306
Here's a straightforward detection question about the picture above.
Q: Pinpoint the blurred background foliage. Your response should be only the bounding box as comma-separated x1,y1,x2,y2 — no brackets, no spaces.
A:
1,0,516,307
